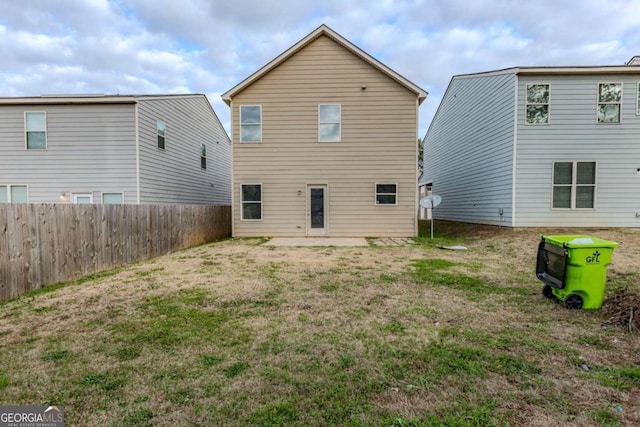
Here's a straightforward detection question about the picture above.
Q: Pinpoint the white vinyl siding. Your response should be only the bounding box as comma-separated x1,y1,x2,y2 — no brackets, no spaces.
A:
25,111,47,149
318,104,341,142
375,183,397,205
597,83,622,123
240,105,262,143
516,74,640,227
241,184,262,220
423,72,516,226
525,84,549,125
0,185,28,203
102,192,124,204
137,96,232,205
637,82,640,115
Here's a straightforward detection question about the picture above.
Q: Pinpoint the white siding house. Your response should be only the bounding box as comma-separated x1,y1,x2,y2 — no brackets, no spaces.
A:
424,59,640,227
0,94,231,205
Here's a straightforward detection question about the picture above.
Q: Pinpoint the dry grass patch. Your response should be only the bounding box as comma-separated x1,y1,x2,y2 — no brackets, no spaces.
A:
0,224,639,425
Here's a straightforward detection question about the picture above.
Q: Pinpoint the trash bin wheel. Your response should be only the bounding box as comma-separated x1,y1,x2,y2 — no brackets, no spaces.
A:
564,294,584,310
542,285,554,299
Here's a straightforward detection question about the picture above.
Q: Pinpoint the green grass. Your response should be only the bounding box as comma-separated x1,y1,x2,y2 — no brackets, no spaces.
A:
0,227,637,426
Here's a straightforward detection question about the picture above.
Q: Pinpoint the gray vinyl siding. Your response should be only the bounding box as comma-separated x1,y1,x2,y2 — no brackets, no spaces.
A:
424,72,516,226
231,35,418,237
515,74,640,227
0,103,138,203
137,96,231,205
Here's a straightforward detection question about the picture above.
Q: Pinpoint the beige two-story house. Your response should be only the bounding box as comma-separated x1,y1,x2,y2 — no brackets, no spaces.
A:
222,25,427,237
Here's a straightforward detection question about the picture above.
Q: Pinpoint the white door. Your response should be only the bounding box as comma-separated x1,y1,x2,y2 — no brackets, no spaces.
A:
73,193,93,204
307,185,327,236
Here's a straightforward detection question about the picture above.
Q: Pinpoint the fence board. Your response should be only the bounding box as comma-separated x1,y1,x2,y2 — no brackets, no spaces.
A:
0,204,231,301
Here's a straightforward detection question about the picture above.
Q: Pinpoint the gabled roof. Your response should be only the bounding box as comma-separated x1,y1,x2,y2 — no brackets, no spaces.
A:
221,24,427,105
452,62,640,81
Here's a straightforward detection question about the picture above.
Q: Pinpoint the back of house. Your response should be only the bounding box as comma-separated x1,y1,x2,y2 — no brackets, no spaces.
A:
424,58,640,227
223,25,427,237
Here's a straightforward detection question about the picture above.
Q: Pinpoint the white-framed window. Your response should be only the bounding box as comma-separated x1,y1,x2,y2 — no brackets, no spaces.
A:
25,111,47,149
375,183,398,205
552,161,596,209
318,104,341,142
157,121,166,149
200,143,207,169
102,193,123,204
0,185,28,203
73,193,93,204
597,83,622,123
240,105,262,143
636,82,640,115
241,184,262,220
525,84,549,124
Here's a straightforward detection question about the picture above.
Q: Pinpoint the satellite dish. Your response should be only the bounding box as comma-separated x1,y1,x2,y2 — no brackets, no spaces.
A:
420,195,441,209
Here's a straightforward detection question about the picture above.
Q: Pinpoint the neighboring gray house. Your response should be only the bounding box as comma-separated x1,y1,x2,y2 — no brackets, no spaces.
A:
0,94,231,205
423,57,640,227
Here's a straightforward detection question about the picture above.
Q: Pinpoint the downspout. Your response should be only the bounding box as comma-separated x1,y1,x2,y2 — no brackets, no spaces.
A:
135,102,141,204
511,74,518,227
414,98,419,237
229,100,235,237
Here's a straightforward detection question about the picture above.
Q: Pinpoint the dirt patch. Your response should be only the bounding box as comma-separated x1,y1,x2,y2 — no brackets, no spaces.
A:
602,291,640,333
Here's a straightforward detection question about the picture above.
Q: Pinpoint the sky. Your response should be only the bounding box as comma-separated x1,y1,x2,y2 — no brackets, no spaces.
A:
1,0,640,137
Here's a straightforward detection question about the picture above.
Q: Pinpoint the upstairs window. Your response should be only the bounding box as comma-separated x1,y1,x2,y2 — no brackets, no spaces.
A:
157,121,166,149
597,83,622,123
0,185,28,203
525,84,549,124
319,104,341,142
375,183,398,205
552,161,596,209
240,106,262,143
25,112,47,149
241,184,262,220
200,143,207,169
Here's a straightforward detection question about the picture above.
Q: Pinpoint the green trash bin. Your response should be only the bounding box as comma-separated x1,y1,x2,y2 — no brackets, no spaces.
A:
536,235,618,309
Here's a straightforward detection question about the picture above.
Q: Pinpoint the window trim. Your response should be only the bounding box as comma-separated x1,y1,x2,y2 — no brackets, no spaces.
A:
551,161,597,210
596,82,622,124
157,120,166,150
374,182,398,206
72,193,93,204
200,143,207,170
525,83,550,125
240,183,263,221
636,82,640,116
0,184,29,203
240,105,262,143
25,111,47,150
101,192,124,204
318,104,342,142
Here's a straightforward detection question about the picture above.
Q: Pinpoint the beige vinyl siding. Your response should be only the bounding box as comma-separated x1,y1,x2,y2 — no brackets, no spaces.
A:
0,103,138,203
423,72,516,226
515,74,640,227
137,95,231,205
232,35,418,237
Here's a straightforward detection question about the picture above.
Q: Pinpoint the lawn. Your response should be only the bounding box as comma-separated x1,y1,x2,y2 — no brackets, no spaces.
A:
0,222,639,426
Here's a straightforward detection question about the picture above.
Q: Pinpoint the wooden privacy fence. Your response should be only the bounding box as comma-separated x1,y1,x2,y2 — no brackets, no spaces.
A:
0,204,231,301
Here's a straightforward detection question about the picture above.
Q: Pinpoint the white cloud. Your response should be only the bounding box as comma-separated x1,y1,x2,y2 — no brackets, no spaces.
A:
1,0,639,137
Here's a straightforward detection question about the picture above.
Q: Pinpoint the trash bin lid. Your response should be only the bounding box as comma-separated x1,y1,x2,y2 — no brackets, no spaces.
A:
542,234,618,249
